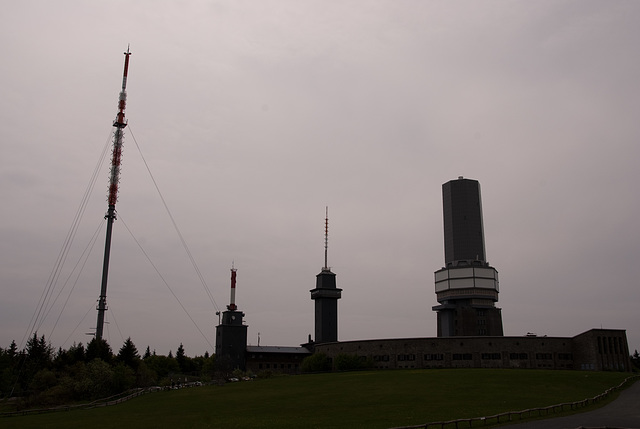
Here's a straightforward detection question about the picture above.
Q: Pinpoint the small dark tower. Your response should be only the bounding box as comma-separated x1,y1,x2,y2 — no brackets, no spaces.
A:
215,266,248,371
310,208,342,343
432,177,503,337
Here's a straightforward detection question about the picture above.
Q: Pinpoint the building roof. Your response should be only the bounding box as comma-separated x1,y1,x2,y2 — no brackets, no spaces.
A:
246,346,311,355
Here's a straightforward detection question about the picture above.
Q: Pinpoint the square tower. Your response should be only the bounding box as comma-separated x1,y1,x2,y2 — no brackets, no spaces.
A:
310,268,342,343
215,309,248,371
310,208,342,344
215,267,248,371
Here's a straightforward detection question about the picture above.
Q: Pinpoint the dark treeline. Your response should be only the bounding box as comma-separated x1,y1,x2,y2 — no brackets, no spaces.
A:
0,333,218,410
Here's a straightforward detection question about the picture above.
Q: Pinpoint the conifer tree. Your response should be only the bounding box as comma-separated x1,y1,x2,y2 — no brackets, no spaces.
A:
117,337,140,369
176,343,186,372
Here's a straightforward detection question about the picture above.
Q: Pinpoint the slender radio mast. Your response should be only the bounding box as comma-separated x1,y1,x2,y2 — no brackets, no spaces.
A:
324,206,329,270
310,206,341,343
95,47,132,341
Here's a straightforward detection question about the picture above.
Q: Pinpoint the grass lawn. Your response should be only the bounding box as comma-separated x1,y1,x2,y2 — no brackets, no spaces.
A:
1,369,631,429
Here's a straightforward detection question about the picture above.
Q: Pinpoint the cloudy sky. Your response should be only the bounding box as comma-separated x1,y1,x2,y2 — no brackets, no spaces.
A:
1,1,639,357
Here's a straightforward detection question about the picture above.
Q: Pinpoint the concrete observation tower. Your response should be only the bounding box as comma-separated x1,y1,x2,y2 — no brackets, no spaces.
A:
432,177,504,337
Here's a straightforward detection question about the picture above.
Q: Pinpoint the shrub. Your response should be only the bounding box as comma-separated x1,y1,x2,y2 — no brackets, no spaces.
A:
334,354,370,371
301,353,331,373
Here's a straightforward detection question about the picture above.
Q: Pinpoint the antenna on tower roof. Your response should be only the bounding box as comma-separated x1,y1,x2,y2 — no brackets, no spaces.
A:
228,263,237,311
324,206,329,271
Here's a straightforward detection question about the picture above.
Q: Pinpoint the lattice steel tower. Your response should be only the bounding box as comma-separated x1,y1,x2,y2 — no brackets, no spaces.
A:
95,48,132,341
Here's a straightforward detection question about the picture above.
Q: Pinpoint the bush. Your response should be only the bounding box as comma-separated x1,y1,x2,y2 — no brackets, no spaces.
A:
40,382,74,406
334,354,370,371
74,359,115,399
257,370,273,379
112,363,136,392
301,353,331,373
28,369,57,393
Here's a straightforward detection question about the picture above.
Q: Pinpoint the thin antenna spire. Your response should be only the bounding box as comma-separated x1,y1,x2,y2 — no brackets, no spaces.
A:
324,206,329,270
228,263,237,311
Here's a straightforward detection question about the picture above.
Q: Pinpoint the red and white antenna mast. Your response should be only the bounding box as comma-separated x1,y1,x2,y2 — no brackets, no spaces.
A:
228,263,238,311
96,47,131,341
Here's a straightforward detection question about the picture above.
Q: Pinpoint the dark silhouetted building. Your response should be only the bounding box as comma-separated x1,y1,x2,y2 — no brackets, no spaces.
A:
245,346,311,374
315,329,631,371
215,308,247,371
215,268,248,371
213,182,630,374
310,268,342,343
432,177,503,337
310,209,342,344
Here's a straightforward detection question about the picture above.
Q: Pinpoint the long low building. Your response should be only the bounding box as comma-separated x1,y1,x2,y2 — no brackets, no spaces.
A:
313,328,631,372
245,345,312,374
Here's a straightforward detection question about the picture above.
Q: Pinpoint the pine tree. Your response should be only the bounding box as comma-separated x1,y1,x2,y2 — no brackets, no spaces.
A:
8,340,18,360
117,337,140,369
86,338,113,363
632,349,640,369
25,332,53,368
21,332,54,391
176,343,186,372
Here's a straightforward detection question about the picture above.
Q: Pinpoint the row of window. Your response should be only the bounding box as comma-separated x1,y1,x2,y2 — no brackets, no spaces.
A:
370,352,574,362
424,354,444,361
257,363,299,370
453,353,473,360
398,354,416,361
510,353,529,360
481,353,501,360
373,355,390,362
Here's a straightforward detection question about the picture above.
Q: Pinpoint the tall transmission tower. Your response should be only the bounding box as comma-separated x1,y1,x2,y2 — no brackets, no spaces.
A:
95,47,132,341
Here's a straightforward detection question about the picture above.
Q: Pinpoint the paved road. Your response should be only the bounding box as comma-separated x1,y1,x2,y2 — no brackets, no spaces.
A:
499,379,640,429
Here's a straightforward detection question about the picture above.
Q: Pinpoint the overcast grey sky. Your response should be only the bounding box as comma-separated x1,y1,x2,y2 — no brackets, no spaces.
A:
1,1,639,357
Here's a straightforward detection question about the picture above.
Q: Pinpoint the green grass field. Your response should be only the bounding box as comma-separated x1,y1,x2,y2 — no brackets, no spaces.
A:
1,369,631,429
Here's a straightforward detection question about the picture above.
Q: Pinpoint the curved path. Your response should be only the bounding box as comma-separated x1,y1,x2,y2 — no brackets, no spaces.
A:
499,379,640,428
